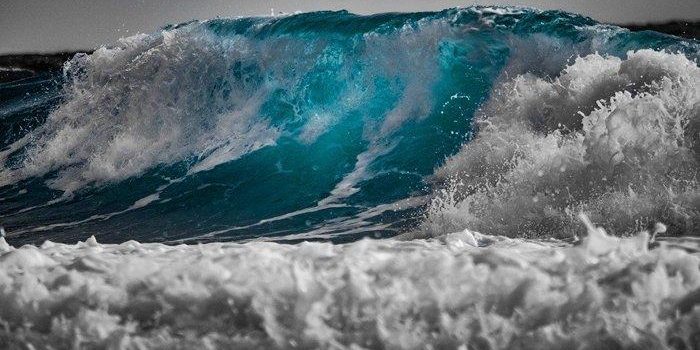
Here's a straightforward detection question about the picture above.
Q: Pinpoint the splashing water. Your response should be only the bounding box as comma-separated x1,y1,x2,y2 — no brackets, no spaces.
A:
422,49,700,239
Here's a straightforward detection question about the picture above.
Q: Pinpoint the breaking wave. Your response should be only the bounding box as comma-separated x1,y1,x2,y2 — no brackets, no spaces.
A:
0,7,698,244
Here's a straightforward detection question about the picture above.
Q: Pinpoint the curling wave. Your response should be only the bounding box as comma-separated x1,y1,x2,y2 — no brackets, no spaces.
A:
0,7,698,245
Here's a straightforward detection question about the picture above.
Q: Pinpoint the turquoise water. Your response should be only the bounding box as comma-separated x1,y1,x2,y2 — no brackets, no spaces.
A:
0,7,698,245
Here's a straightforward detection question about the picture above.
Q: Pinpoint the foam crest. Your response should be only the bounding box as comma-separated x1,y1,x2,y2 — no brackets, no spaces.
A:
424,50,700,238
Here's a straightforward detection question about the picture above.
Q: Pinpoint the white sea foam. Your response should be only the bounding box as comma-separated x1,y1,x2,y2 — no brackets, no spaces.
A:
0,219,698,349
423,50,700,238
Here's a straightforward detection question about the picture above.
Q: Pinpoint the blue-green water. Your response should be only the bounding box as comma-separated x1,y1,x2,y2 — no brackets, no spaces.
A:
1,7,698,245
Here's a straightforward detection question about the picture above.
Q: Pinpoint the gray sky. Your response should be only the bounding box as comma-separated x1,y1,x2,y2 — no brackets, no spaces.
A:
1,0,698,54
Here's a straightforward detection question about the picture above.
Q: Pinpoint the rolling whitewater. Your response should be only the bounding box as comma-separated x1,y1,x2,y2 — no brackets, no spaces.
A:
0,6,699,349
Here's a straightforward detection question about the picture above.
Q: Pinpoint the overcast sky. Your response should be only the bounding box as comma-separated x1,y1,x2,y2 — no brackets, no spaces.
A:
1,0,698,54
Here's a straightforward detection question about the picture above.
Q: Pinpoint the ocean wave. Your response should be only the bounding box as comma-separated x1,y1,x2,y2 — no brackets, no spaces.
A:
0,7,698,243
0,7,699,349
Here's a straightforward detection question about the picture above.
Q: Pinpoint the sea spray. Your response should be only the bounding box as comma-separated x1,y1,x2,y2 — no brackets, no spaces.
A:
424,49,700,239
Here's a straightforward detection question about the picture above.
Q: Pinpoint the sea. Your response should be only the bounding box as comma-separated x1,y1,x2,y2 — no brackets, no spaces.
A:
0,7,699,349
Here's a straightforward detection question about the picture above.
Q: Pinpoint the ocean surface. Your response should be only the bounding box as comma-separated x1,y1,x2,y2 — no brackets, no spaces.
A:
0,7,699,349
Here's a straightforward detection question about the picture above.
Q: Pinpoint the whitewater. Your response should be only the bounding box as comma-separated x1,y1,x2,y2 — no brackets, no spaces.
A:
0,6,699,349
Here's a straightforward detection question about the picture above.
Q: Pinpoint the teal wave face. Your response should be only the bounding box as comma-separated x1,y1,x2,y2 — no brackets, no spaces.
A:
0,7,698,245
